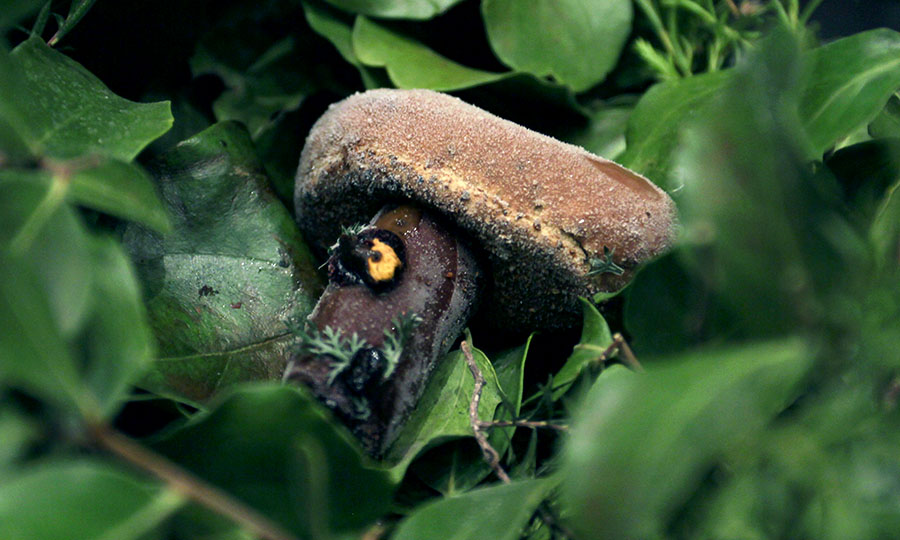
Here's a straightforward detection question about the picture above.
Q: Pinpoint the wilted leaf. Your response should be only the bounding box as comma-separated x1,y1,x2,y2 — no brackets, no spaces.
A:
392,478,552,540
153,385,393,538
0,460,183,540
322,0,466,20
561,339,811,539
800,29,900,156
482,0,632,92
352,16,510,91
123,122,324,403
0,37,172,161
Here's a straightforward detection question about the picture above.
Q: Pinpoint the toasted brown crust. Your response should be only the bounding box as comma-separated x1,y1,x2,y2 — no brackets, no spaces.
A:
295,89,677,330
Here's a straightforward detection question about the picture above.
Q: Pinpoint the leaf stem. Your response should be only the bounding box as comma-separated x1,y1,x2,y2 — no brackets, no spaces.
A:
90,423,300,540
799,0,825,24
463,340,511,484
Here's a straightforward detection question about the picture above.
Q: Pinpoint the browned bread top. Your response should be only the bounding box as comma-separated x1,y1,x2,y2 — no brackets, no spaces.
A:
295,89,677,330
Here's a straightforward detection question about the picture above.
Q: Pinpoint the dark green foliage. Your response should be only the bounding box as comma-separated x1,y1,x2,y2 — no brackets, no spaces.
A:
2,2,900,539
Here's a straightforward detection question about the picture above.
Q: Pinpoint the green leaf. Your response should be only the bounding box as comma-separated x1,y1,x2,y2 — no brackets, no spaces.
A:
492,333,533,417
0,171,93,337
191,33,313,137
352,16,510,91
47,0,98,46
482,0,632,92
557,104,632,160
0,405,39,474
123,122,324,403
81,237,156,416
553,298,613,399
0,1,43,32
303,0,361,67
1,37,172,161
0,460,183,540
561,339,812,539
67,158,171,233
384,345,503,476
322,0,466,20
618,69,730,191
800,29,900,156
871,177,900,269
153,385,393,538
392,479,552,540
869,93,900,138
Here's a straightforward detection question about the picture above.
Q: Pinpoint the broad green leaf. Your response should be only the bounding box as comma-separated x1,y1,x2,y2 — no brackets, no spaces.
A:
0,171,93,337
384,345,503,476
123,122,323,403
0,460,183,540
618,70,730,191
561,339,811,539
482,0,632,92
392,479,552,540
302,0,385,89
67,158,171,232
81,237,155,416
801,29,900,156
322,0,466,19
0,405,38,474
352,16,510,91
492,333,533,416
153,385,393,538
2,37,172,161
47,0,98,46
553,298,612,399
869,94,900,138
825,138,900,228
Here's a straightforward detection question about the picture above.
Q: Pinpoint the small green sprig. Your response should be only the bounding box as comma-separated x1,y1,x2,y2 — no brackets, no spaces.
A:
587,247,625,277
327,222,369,255
289,320,369,384
381,312,423,380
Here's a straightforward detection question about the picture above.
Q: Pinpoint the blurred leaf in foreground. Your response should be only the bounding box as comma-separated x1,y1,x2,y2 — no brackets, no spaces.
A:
0,460,183,540
392,478,552,540
124,122,324,404
322,0,465,20
153,385,392,539
561,339,811,539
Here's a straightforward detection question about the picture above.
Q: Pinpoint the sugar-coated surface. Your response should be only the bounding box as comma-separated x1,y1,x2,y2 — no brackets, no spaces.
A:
295,89,678,330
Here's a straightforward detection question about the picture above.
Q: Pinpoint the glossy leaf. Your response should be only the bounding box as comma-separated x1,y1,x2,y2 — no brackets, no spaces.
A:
2,37,172,161
561,339,811,539
618,70,730,191
482,0,632,92
322,0,465,20
553,298,613,398
352,16,510,91
153,385,393,538
0,460,183,540
392,479,552,540
123,122,324,403
384,345,503,475
801,29,900,156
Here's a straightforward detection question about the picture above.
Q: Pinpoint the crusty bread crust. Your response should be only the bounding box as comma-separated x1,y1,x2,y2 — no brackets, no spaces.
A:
295,89,677,330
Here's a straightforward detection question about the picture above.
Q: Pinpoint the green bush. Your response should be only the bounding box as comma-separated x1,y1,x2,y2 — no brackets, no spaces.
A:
2,1,900,539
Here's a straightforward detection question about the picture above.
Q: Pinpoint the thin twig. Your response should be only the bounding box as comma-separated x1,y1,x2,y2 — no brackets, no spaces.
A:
90,423,300,540
595,333,645,372
462,341,511,484
477,419,569,432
